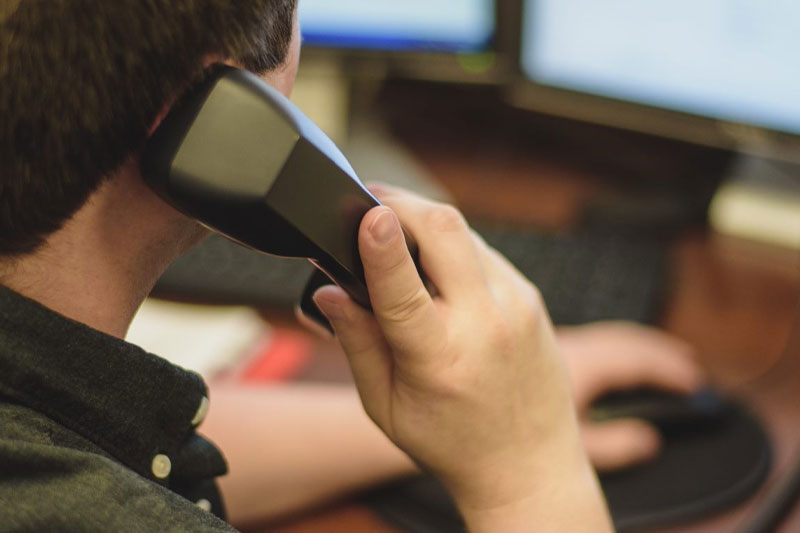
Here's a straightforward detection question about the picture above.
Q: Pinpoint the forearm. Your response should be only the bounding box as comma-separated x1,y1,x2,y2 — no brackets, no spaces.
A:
201,382,416,526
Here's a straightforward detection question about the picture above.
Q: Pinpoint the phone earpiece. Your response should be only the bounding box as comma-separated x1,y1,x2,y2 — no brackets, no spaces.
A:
141,65,420,330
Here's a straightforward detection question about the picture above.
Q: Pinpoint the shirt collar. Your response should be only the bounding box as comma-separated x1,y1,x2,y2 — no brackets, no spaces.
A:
0,285,212,483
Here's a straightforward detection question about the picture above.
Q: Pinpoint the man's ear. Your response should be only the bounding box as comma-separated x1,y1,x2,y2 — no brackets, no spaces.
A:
148,58,242,138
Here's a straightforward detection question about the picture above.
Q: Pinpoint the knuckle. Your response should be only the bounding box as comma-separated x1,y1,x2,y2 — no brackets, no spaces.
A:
527,283,545,309
381,286,430,325
424,203,468,234
347,336,379,362
471,230,492,253
377,241,409,275
524,284,546,316
516,285,547,332
519,306,542,336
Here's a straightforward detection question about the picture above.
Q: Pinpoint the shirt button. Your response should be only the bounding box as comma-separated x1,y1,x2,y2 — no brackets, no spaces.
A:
191,396,210,427
196,499,212,512
151,454,172,479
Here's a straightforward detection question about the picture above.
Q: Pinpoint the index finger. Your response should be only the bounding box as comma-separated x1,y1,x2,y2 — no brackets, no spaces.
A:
359,206,446,363
370,186,490,306
562,323,703,407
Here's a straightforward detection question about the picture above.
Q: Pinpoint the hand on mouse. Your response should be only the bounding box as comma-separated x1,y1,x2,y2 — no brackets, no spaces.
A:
313,185,612,532
558,322,705,472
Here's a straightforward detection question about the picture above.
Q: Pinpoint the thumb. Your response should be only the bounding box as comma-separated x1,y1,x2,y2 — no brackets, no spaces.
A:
312,285,393,425
582,419,662,472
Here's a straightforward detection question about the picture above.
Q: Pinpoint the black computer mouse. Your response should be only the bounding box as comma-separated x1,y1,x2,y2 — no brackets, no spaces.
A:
590,387,731,427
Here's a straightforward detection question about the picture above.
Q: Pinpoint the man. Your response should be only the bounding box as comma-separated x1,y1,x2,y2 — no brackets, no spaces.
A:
0,1,701,530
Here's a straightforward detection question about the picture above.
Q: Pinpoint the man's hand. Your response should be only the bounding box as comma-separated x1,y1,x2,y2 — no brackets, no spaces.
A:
313,185,611,532
559,322,704,471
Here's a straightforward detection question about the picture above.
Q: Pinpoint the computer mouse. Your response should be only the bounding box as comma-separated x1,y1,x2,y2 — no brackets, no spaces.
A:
590,387,731,426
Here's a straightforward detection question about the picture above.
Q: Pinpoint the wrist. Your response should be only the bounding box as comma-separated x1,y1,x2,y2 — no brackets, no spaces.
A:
449,422,612,532
457,455,611,533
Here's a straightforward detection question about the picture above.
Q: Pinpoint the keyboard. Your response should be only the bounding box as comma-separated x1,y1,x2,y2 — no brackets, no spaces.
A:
473,223,668,325
153,225,667,326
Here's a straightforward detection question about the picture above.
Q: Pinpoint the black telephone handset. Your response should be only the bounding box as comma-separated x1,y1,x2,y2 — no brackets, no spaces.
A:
141,65,419,330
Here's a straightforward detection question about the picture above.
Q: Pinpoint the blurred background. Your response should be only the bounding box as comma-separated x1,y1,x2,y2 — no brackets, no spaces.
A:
140,1,800,531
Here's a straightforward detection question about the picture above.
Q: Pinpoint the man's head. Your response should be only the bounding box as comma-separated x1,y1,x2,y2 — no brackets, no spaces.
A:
0,0,299,256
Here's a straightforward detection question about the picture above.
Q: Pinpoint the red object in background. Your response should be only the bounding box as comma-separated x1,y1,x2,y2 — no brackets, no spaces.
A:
241,328,314,383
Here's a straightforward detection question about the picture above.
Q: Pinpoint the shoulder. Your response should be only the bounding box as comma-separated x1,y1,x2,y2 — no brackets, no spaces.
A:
0,403,236,532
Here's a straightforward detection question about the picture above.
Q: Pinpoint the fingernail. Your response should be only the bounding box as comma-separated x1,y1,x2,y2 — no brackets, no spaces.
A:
313,289,346,322
636,427,662,456
369,209,398,244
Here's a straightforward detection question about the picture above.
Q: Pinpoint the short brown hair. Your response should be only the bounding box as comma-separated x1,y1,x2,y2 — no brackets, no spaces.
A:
0,0,297,254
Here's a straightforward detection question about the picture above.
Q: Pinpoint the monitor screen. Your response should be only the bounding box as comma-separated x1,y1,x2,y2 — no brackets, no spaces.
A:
299,0,496,53
520,0,800,139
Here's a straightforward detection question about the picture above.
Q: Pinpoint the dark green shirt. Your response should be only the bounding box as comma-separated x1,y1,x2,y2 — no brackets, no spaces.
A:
0,286,237,532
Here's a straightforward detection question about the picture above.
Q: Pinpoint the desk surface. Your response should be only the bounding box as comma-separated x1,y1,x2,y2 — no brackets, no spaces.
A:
254,94,800,532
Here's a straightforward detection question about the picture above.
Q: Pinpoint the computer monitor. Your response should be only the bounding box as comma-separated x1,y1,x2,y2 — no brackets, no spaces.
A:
299,0,495,53
297,0,505,84
513,0,800,163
